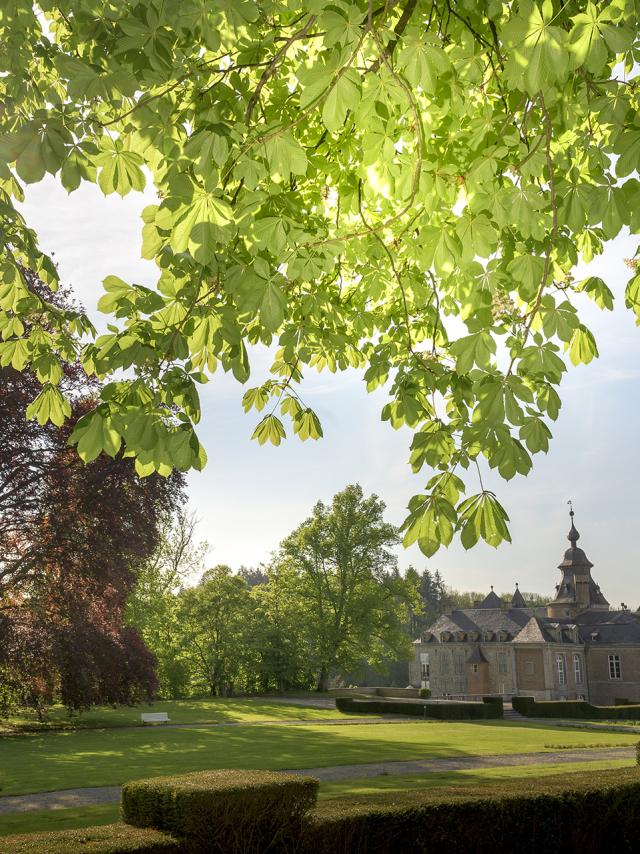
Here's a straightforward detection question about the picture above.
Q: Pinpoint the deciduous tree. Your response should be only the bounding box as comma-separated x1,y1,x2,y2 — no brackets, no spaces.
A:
126,509,209,698
177,565,254,697
2,1,638,554
280,484,416,691
0,273,184,712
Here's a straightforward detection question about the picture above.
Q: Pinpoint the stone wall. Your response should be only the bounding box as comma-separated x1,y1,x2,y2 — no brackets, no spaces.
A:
586,646,640,705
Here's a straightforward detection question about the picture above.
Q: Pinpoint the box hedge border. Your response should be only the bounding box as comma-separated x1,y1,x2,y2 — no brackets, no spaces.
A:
302,767,640,854
512,695,640,719
335,695,503,719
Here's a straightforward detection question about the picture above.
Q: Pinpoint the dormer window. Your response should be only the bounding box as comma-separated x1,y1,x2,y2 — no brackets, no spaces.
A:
455,631,466,642
591,631,599,641
483,631,494,641
469,631,480,642
440,631,452,642
497,630,509,642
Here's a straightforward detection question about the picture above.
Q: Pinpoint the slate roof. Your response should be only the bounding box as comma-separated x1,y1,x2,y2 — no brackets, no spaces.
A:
476,589,503,609
428,607,534,638
511,585,527,609
576,610,640,644
512,616,552,643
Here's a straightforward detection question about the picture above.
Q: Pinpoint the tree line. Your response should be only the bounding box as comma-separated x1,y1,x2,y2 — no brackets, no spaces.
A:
126,492,550,700
127,485,417,697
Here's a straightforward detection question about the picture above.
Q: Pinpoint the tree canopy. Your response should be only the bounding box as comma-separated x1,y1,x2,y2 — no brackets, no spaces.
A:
1,0,639,554
0,271,185,713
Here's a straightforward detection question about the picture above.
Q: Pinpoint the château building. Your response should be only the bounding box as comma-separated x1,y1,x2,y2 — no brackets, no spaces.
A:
409,511,640,704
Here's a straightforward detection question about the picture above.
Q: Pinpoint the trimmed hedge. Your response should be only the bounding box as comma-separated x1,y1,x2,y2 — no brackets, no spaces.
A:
513,695,640,720
335,696,502,719
301,768,640,854
481,696,504,715
7,768,640,853
0,824,181,854
121,770,318,854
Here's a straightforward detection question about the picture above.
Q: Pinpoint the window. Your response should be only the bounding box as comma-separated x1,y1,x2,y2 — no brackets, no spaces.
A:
573,654,583,685
525,660,535,675
421,662,430,680
557,654,566,686
608,654,622,680
441,655,449,674
498,653,507,674
471,664,479,674
454,655,464,675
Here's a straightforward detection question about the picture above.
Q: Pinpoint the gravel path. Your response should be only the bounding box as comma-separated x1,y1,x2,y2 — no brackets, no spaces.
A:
0,747,633,815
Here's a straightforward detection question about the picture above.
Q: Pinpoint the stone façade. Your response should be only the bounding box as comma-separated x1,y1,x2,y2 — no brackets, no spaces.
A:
409,511,640,704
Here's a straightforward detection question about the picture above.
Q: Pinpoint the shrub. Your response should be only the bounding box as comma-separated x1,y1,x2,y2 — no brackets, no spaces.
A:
418,687,430,699
335,696,502,719
512,696,640,720
301,768,640,854
0,824,181,854
121,770,319,854
482,696,503,715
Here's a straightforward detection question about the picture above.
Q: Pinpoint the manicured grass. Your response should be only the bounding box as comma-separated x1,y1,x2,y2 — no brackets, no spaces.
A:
319,758,635,798
0,696,342,734
1,759,634,838
0,803,119,837
1,719,637,797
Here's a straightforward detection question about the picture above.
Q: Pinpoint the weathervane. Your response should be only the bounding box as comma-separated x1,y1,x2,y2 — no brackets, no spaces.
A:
567,499,574,518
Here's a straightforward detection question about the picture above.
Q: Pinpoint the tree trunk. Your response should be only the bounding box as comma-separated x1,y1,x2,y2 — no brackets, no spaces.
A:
316,666,329,692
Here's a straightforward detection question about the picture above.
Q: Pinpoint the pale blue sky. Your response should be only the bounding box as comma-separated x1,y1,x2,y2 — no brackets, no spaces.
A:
20,178,640,607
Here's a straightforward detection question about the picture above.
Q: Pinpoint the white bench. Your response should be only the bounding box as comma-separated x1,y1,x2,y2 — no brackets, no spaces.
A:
140,712,170,725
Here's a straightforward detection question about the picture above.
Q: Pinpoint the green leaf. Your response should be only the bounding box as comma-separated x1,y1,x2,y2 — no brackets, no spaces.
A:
68,410,122,462
242,386,269,413
322,70,361,133
264,134,308,176
457,492,511,550
520,417,552,453
569,3,609,73
170,187,234,261
450,332,495,374
614,131,640,179
507,254,545,300
488,435,532,480
293,408,323,441
579,276,614,311
398,34,450,92
25,384,71,427
95,138,145,197
476,379,505,426
401,494,456,556
251,414,286,446
568,324,599,366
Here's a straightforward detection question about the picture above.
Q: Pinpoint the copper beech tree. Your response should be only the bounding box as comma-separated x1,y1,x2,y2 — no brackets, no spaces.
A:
0,272,184,714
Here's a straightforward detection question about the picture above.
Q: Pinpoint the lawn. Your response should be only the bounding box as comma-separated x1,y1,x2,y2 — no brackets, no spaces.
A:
1,718,637,798
0,758,634,837
0,696,345,734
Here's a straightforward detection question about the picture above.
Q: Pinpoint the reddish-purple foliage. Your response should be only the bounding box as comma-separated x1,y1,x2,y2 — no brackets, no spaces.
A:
0,271,184,712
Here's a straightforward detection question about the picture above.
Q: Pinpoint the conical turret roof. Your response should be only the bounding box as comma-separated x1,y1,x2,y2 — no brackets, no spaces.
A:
511,583,527,608
476,586,502,609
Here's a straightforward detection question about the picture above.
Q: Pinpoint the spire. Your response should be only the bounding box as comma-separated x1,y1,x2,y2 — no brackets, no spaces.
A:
567,501,580,547
511,582,527,609
547,502,609,617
